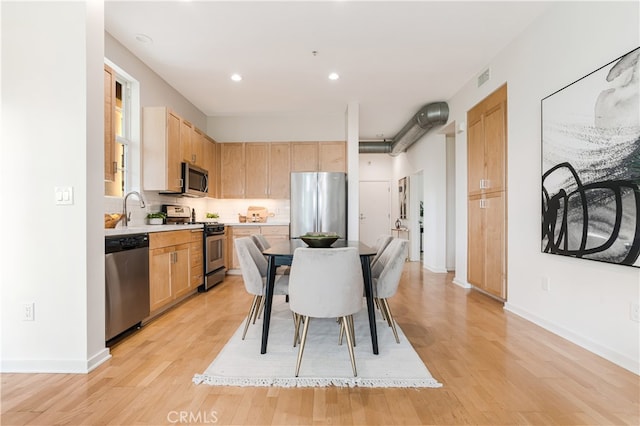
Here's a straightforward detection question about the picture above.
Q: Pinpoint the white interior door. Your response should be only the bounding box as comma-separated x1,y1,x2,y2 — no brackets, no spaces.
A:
359,180,391,247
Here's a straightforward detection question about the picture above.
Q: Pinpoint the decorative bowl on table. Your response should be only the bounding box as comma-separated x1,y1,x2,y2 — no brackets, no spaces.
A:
300,232,340,248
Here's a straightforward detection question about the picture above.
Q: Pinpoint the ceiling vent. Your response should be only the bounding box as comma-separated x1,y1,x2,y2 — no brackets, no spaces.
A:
477,68,490,87
359,102,449,155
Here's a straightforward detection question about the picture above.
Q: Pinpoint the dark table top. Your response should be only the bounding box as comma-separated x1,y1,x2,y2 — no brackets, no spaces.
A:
263,239,376,257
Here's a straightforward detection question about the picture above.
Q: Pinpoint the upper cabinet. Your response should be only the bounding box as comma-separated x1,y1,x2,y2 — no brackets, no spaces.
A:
291,142,318,172
319,141,347,172
467,85,507,197
143,107,214,194
220,143,246,198
245,143,270,198
143,107,183,193
204,135,218,198
268,143,291,199
291,141,346,172
104,64,116,182
181,120,204,167
219,141,345,199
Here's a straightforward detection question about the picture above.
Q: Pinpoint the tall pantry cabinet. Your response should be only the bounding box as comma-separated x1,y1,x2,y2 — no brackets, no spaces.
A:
467,84,508,300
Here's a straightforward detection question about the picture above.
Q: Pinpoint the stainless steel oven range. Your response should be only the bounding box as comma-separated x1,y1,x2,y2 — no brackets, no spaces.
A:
199,222,226,292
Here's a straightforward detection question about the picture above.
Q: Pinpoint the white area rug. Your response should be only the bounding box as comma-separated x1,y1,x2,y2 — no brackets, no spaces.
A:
193,299,442,388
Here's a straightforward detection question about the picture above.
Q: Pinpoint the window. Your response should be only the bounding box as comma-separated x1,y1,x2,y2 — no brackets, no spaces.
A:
105,61,140,197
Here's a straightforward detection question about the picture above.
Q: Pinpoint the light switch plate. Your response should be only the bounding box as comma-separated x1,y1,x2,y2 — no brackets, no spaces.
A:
54,186,73,205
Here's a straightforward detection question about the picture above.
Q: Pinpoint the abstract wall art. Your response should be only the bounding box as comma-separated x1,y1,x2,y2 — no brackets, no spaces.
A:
541,47,640,267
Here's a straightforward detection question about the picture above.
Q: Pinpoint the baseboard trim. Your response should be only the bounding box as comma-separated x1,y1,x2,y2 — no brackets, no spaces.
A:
452,276,472,289
504,302,640,375
1,347,112,373
423,263,448,273
87,348,111,372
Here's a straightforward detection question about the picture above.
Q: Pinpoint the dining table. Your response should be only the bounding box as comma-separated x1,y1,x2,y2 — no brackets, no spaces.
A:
261,239,379,355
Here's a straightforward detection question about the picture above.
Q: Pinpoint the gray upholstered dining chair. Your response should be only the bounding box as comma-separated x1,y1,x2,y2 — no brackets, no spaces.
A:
370,234,393,271
371,238,408,343
234,237,289,339
288,247,364,377
251,234,290,275
250,234,270,252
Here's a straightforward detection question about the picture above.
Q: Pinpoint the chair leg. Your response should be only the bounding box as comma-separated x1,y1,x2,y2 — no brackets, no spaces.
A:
242,295,259,340
293,313,302,347
376,297,388,322
255,295,264,322
295,316,310,377
347,315,356,347
381,298,400,343
342,316,358,376
338,317,344,345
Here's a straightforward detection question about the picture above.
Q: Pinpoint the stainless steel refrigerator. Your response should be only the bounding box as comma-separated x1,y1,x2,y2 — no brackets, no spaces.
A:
290,172,347,238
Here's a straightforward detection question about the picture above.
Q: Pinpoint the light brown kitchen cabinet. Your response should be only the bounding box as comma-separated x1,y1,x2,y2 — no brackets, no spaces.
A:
269,143,291,198
180,119,193,165
291,142,319,172
220,143,246,198
467,84,508,300
467,193,506,298
143,107,183,193
148,231,192,313
245,143,270,198
319,141,347,172
182,124,204,167
104,64,116,182
291,141,346,172
229,226,260,269
228,225,289,269
259,225,289,247
467,85,507,197
204,135,218,198
190,229,203,288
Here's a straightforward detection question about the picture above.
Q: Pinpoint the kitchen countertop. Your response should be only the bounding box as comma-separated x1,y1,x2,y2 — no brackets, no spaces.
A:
105,223,203,237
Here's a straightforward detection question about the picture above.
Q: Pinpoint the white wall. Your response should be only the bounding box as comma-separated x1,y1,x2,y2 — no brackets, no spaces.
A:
1,1,108,372
207,113,345,142
105,33,207,130
402,1,639,373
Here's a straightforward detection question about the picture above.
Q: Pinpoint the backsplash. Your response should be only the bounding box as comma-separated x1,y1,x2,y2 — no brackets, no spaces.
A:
104,193,290,227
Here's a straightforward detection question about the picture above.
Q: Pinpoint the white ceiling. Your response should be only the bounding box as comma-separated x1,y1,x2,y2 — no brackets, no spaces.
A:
105,0,552,140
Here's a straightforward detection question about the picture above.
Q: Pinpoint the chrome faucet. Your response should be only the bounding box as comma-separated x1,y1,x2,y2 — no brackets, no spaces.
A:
122,191,146,227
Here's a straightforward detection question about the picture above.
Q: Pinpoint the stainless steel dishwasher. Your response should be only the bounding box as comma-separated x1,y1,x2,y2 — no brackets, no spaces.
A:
105,233,150,341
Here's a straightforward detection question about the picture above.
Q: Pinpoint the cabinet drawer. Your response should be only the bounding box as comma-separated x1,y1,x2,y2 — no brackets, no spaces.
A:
190,229,203,242
232,226,260,237
149,230,191,249
260,226,289,236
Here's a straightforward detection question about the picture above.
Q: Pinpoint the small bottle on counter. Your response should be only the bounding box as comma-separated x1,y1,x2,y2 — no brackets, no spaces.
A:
191,209,196,223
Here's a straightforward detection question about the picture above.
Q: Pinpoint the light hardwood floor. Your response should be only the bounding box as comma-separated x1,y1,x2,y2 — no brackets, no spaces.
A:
2,262,638,425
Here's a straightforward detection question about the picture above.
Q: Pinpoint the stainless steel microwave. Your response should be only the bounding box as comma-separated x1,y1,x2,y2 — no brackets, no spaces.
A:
181,162,208,197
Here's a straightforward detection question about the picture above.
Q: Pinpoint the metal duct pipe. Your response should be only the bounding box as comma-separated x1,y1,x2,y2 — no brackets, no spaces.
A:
358,140,392,154
359,101,449,155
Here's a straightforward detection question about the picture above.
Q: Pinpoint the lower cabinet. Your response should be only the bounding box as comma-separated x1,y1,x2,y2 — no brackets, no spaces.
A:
228,225,289,270
190,229,203,288
467,191,506,299
149,230,193,313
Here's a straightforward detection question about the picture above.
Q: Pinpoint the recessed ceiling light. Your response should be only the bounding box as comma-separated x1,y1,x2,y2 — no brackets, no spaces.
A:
328,72,340,81
135,33,153,44
231,73,242,82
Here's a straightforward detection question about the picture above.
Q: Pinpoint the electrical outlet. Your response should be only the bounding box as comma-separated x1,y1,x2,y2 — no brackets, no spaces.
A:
541,277,550,292
631,302,640,322
22,302,35,321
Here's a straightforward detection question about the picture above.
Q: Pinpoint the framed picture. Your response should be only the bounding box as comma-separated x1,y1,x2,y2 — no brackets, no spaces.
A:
399,177,408,219
541,47,640,267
